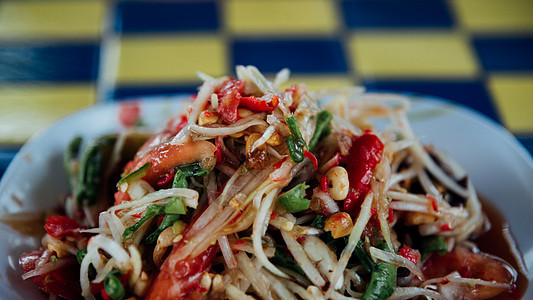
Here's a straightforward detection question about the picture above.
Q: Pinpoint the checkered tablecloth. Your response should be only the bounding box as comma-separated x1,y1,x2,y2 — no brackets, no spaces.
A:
1,0,532,178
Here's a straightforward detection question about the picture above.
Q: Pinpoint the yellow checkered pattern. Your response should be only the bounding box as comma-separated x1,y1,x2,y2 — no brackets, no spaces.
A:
0,0,532,146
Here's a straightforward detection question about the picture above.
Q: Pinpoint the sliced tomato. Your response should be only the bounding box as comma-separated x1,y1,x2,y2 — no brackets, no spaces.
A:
423,245,515,299
344,133,384,216
19,248,81,300
146,245,217,299
44,216,81,238
129,140,216,185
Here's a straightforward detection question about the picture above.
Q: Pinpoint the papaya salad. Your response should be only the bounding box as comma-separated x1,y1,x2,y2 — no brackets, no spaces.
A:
19,66,519,299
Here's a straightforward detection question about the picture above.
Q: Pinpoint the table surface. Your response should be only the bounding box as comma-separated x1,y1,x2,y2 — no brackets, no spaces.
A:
1,0,533,178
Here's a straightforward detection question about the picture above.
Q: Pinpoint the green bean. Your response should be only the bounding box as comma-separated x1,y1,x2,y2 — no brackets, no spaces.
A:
116,162,150,186
354,240,376,273
286,135,305,163
76,135,116,205
362,262,397,300
104,273,125,300
421,236,448,259
64,136,82,191
308,110,333,151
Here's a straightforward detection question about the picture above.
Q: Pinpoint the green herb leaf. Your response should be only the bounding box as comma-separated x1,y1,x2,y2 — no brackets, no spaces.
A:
421,236,448,259
354,240,376,273
362,262,397,300
76,249,87,264
122,204,165,241
143,214,180,245
311,214,325,229
76,135,116,205
179,161,210,177
165,197,186,215
278,183,310,213
270,248,305,276
308,110,333,151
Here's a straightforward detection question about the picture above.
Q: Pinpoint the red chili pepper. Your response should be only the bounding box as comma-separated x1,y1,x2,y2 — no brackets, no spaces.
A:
131,211,143,218
428,195,439,212
399,246,420,264
113,190,131,205
343,133,384,216
270,212,278,220
175,115,188,132
239,95,279,112
101,289,111,300
388,207,394,223
440,223,452,231
215,138,223,164
216,79,280,124
273,157,287,169
234,240,246,245
320,177,329,193
44,216,81,238
156,168,176,186
285,84,299,96
370,207,377,215
304,150,318,170
229,209,244,224
217,79,245,124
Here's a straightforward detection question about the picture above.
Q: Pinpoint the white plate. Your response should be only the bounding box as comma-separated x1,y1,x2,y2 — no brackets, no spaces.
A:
0,94,531,299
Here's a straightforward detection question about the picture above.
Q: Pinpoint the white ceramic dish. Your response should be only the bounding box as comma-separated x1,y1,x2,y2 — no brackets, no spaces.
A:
0,94,531,299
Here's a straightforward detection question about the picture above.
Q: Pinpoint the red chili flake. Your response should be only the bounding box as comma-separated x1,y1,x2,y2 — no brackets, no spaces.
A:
297,236,307,243
44,216,81,238
215,138,223,164
114,190,131,205
370,207,377,215
270,212,278,220
285,84,298,95
131,212,142,218
428,196,439,212
203,111,212,117
175,115,188,132
234,240,246,245
304,151,318,170
273,157,287,169
440,278,450,285
157,215,165,226
388,207,394,223
440,223,452,231
399,246,420,264
320,177,329,193
229,210,244,224
156,168,176,186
